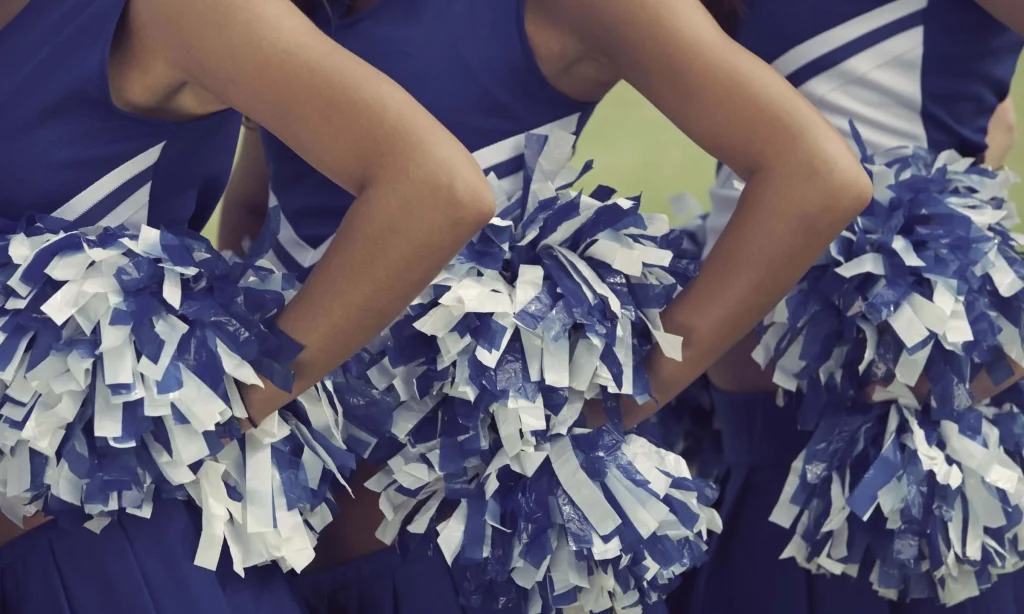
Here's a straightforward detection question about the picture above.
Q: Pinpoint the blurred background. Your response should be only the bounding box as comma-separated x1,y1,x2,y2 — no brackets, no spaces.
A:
204,75,1024,239
572,79,1024,219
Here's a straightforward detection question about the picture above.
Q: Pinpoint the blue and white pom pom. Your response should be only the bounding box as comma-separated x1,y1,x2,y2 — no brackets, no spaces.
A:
756,122,1024,605
0,212,340,574
307,128,720,612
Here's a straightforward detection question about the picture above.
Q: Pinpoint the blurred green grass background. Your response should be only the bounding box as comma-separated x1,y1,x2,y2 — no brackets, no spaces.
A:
572,79,1024,218
204,75,1024,240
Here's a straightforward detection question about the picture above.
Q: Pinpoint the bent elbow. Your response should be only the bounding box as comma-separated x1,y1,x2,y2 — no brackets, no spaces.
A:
430,159,496,237
799,149,873,231
831,163,874,220
453,173,498,233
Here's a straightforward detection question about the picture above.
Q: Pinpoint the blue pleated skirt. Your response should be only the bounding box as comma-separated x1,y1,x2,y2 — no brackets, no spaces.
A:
290,531,514,614
0,498,305,614
291,535,671,614
672,387,1024,614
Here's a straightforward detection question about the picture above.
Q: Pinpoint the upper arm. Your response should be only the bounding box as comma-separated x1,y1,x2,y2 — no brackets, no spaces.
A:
135,0,475,195
538,0,858,181
975,0,1024,36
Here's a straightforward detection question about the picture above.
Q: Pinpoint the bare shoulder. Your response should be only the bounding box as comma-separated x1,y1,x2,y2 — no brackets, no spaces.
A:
532,0,708,43
109,0,229,121
116,0,340,127
120,0,309,102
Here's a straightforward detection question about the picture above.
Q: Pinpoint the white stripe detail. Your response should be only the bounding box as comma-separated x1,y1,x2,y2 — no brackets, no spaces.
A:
704,167,743,259
801,27,927,152
771,0,927,78
798,28,924,104
263,248,289,276
97,182,152,230
270,191,335,268
53,142,166,222
494,171,525,199
472,114,580,171
123,200,150,231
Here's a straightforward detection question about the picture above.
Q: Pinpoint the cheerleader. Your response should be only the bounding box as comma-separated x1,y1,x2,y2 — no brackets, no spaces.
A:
679,1,1024,612
221,0,874,611
0,0,494,612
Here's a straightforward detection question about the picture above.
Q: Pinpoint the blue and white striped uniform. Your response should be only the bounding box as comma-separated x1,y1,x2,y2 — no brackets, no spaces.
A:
683,3,1024,613
705,0,1023,255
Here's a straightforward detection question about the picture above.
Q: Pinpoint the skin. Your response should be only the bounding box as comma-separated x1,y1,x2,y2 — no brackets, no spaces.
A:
225,2,1024,422
224,0,872,562
987,97,1017,169
0,0,27,29
976,0,1024,35
0,0,495,546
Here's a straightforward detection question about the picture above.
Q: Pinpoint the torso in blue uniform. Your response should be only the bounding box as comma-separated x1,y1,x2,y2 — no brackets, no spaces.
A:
0,0,241,233
0,4,308,614
262,0,598,279
706,0,1023,251
687,4,1024,612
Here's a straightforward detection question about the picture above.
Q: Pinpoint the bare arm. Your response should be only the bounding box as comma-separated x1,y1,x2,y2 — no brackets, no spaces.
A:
218,120,270,253
976,0,1024,36
141,0,495,420
540,0,873,426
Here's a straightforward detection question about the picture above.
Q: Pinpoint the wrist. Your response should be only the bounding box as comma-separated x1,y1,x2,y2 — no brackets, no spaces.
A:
622,395,658,430
241,378,284,425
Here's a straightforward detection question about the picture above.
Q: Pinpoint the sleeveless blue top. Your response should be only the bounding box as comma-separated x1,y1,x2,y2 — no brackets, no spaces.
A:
706,0,1023,253
262,0,598,279
0,0,241,233
732,0,1021,155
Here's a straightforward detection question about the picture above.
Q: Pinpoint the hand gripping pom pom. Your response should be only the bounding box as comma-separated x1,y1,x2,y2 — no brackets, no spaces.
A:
0,210,340,575
757,121,1024,605
291,129,721,612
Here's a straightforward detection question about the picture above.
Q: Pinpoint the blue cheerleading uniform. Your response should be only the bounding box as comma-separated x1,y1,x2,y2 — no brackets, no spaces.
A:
705,0,1022,254
262,1,717,612
0,1,308,612
683,1,1024,612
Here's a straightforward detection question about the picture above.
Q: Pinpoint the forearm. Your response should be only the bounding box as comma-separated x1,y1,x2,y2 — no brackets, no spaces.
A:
626,167,870,426
243,171,492,422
